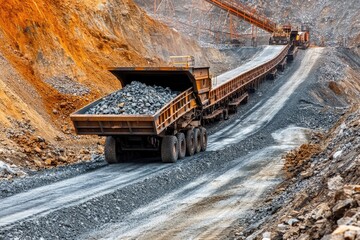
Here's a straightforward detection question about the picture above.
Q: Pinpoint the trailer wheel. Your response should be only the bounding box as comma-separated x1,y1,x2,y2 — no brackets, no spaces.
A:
161,136,179,163
223,109,229,120
216,112,224,121
185,129,195,156
104,136,119,164
231,106,238,114
176,133,186,159
194,128,201,153
243,95,248,104
200,127,207,152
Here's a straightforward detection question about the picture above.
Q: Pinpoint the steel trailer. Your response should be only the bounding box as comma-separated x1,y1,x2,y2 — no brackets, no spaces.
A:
71,45,290,163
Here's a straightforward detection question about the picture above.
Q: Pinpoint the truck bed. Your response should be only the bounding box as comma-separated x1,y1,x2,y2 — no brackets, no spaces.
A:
71,88,196,136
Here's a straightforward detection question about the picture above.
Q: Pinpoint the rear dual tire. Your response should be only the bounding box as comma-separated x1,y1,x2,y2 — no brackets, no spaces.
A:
161,136,179,163
185,127,207,156
159,127,208,163
194,128,201,154
177,133,186,159
200,127,207,152
186,129,195,156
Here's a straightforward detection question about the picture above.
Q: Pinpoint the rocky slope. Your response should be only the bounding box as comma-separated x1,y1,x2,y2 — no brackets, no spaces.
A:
136,0,360,48
0,0,226,176
135,0,261,45
245,0,360,47
232,109,360,240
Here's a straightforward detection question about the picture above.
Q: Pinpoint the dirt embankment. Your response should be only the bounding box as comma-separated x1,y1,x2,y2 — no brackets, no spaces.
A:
0,0,220,176
229,47,360,240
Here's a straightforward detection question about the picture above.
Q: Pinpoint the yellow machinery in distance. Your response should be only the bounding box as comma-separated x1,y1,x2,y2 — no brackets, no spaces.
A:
203,0,310,48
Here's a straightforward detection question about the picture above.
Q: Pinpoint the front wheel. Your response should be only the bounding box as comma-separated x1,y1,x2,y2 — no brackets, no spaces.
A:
161,136,179,163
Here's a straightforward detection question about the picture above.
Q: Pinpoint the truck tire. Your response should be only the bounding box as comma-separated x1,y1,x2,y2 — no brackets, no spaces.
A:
200,127,207,152
161,136,179,163
186,129,195,156
223,109,229,120
194,128,201,153
243,95,248,104
232,106,238,114
104,136,118,164
176,132,186,159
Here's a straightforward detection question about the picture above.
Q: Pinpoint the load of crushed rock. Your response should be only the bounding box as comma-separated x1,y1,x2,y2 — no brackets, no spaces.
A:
86,81,178,115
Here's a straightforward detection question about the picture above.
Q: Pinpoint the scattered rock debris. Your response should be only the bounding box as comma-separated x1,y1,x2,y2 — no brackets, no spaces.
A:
85,81,179,115
229,109,360,240
2,118,104,171
45,75,90,96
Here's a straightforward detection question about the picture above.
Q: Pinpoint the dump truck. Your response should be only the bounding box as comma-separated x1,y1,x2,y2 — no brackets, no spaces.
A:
269,25,310,49
71,45,290,163
292,25,310,49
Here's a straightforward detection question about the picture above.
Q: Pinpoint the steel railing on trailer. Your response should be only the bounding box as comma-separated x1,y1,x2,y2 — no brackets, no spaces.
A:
206,44,290,109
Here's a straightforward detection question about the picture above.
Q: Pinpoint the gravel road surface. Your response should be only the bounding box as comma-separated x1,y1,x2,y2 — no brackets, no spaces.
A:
85,126,309,240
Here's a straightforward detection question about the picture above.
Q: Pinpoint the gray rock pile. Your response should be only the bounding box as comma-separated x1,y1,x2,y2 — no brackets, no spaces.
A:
86,81,178,115
317,50,347,83
45,75,90,96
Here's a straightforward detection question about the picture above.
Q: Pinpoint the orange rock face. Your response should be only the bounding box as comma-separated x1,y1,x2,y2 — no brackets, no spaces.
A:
0,0,208,169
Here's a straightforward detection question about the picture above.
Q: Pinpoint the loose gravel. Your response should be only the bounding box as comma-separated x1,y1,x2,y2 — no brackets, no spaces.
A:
45,75,90,96
0,157,106,199
85,81,178,115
